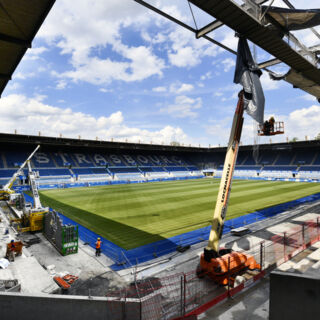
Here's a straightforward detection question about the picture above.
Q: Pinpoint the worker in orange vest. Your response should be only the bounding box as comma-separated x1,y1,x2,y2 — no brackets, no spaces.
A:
95,237,102,257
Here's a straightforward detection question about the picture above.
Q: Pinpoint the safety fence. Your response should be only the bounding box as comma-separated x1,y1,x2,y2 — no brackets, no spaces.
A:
103,217,320,320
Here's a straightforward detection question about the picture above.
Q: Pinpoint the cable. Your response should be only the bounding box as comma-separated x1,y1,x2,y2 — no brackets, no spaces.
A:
187,1,198,30
260,0,275,21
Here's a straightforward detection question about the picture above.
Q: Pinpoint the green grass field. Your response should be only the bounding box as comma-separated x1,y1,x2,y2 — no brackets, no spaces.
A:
39,179,320,250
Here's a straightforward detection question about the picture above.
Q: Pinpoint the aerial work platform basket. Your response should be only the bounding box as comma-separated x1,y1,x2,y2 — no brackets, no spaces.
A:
258,121,284,136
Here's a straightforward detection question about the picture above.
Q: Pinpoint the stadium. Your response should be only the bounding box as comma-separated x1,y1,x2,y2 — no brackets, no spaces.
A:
1,1,320,320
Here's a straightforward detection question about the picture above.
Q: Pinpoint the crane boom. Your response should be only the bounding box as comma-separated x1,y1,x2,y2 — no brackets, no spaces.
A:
27,161,42,209
1,145,40,195
204,91,244,260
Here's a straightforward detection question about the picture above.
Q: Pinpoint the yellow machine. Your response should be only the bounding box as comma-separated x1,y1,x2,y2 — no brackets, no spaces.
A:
8,145,49,232
197,91,286,285
0,145,40,200
17,210,46,233
197,92,261,286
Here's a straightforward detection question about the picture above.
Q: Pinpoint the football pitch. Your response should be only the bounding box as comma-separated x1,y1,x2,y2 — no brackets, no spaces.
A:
39,179,320,250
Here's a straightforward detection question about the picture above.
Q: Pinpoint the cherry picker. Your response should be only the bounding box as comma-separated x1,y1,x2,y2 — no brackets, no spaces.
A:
197,91,261,286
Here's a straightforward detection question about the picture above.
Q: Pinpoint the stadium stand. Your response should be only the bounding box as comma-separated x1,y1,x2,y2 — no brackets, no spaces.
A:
1,133,320,188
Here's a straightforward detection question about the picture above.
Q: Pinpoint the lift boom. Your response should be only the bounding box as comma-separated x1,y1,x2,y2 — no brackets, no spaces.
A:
205,91,244,258
198,91,260,285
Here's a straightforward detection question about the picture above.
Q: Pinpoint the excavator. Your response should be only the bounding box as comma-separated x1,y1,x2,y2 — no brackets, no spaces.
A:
0,145,40,200
197,91,283,286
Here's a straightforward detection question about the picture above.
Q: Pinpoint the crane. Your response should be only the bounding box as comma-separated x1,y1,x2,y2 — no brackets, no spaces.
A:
17,152,49,232
7,145,48,232
197,91,261,286
27,160,42,210
0,145,40,200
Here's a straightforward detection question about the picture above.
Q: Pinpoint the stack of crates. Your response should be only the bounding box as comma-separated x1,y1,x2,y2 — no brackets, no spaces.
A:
61,224,78,255
43,210,78,256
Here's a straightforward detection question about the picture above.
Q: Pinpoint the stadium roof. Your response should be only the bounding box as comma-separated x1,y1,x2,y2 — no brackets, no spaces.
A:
189,0,320,101
0,0,55,97
1,132,320,154
136,1,320,102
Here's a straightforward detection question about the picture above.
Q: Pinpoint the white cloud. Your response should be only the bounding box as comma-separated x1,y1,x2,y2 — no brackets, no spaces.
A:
167,27,219,68
152,86,166,93
99,88,113,93
260,72,282,91
170,83,194,94
0,94,189,144
213,84,239,101
286,105,320,139
56,80,67,90
161,95,202,118
200,72,212,81
300,94,317,102
221,58,235,72
38,0,165,85
6,82,21,91
14,72,36,80
24,46,48,60
168,46,198,68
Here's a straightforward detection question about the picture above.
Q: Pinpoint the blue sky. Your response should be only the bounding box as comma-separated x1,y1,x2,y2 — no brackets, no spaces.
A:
1,0,320,147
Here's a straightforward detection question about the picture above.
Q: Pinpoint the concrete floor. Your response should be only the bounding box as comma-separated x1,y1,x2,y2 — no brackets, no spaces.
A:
200,277,270,320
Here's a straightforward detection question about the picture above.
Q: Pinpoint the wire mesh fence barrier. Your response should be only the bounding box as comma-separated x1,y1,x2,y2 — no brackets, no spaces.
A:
102,217,320,319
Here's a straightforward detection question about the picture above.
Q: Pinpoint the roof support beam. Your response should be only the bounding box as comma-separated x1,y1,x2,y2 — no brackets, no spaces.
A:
196,0,269,39
258,58,281,69
258,43,320,69
0,33,31,48
196,20,223,39
134,0,236,55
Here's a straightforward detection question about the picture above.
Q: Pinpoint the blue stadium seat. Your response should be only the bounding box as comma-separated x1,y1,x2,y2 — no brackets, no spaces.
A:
38,168,71,176
5,151,29,168
299,166,320,171
72,168,94,175
33,152,55,168
52,152,77,167
275,151,294,165
109,167,140,174
295,150,315,165
0,169,17,178
262,166,297,171
312,152,320,165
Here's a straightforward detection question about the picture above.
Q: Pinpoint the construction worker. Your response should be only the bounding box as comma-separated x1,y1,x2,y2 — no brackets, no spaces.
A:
269,116,275,133
95,237,102,257
6,240,16,262
263,120,270,135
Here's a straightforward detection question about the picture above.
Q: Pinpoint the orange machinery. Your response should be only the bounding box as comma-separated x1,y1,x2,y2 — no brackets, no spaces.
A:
197,91,261,286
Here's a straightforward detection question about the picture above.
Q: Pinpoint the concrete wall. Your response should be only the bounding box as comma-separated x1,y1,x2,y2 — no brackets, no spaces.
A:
270,271,320,320
0,292,143,320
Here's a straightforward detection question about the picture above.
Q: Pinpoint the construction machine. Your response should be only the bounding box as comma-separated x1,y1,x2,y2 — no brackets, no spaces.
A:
0,145,40,200
7,145,48,232
14,157,49,232
197,91,261,286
